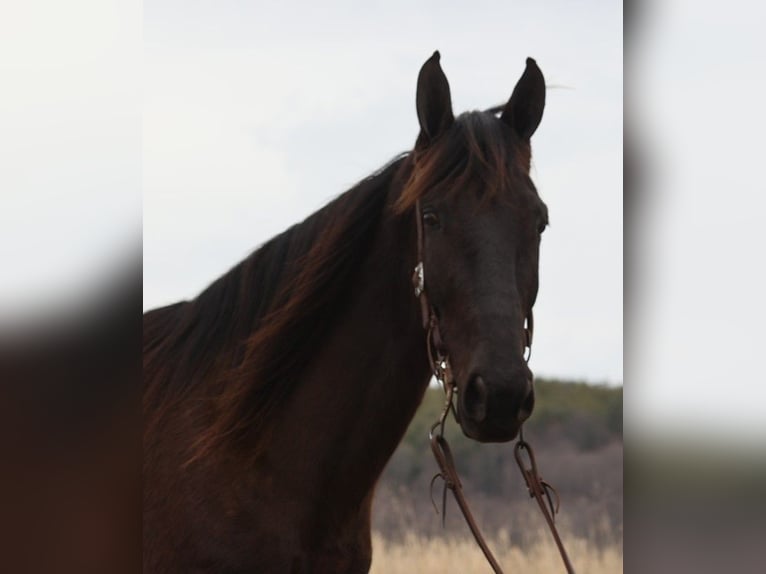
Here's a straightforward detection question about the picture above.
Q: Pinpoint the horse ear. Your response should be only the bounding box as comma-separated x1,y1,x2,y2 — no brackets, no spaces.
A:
415,51,454,148
501,58,546,140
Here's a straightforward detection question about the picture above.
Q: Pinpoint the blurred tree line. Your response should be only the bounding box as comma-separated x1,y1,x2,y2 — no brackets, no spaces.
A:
373,379,623,546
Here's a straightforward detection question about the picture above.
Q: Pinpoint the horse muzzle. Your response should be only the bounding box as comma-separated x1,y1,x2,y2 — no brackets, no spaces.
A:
458,372,535,442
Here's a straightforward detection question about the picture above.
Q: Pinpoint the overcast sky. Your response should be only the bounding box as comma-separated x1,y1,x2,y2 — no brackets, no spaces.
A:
1,1,140,326
143,0,624,385
628,0,766,441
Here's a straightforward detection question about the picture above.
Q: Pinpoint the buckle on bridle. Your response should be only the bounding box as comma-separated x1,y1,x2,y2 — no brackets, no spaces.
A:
412,262,424,297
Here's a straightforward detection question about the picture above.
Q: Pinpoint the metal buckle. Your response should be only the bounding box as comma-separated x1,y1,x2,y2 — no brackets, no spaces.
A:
412,262,424,297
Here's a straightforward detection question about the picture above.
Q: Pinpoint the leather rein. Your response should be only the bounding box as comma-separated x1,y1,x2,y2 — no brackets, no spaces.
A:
411,198,576,574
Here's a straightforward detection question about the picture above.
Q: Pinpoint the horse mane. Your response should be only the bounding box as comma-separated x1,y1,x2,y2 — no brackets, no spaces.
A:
144,110,533,463
143,154,411,461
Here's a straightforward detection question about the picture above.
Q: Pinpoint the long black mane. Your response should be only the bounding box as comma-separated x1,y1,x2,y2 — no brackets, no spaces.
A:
143,155,409,455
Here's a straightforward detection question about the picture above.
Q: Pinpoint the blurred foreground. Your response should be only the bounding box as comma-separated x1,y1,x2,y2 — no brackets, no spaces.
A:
0,262,141,573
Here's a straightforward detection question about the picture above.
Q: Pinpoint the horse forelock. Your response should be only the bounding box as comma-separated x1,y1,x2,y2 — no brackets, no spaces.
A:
393,111,533,214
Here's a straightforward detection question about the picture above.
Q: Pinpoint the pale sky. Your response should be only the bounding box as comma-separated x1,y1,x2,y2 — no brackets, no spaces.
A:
0,1,141,327
142,0,624,385
628,0,766,442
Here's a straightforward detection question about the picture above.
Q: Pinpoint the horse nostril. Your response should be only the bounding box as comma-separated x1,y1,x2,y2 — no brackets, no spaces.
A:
517,379,535,422
463,375,488,423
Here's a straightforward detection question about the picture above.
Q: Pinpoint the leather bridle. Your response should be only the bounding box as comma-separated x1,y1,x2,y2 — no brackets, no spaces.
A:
411,198,576,574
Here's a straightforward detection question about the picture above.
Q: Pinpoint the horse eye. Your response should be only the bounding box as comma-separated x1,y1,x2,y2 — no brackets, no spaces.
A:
422,211,440,228
537,221,547,235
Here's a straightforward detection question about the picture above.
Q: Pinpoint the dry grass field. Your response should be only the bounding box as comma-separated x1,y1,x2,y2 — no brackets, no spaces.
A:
370,529,622,574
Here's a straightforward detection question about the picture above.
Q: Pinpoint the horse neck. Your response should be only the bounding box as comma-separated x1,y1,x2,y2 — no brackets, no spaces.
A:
261,190,432,520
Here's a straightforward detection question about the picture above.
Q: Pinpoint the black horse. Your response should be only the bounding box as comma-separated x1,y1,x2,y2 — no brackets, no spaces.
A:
143,51,547,573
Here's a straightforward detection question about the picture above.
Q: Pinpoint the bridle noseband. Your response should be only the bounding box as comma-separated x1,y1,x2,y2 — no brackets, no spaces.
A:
411,198,575,574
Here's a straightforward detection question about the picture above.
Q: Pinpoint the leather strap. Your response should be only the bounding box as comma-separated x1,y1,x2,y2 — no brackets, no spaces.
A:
514,437,575,573
430,423,505,573
413,199,436,331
